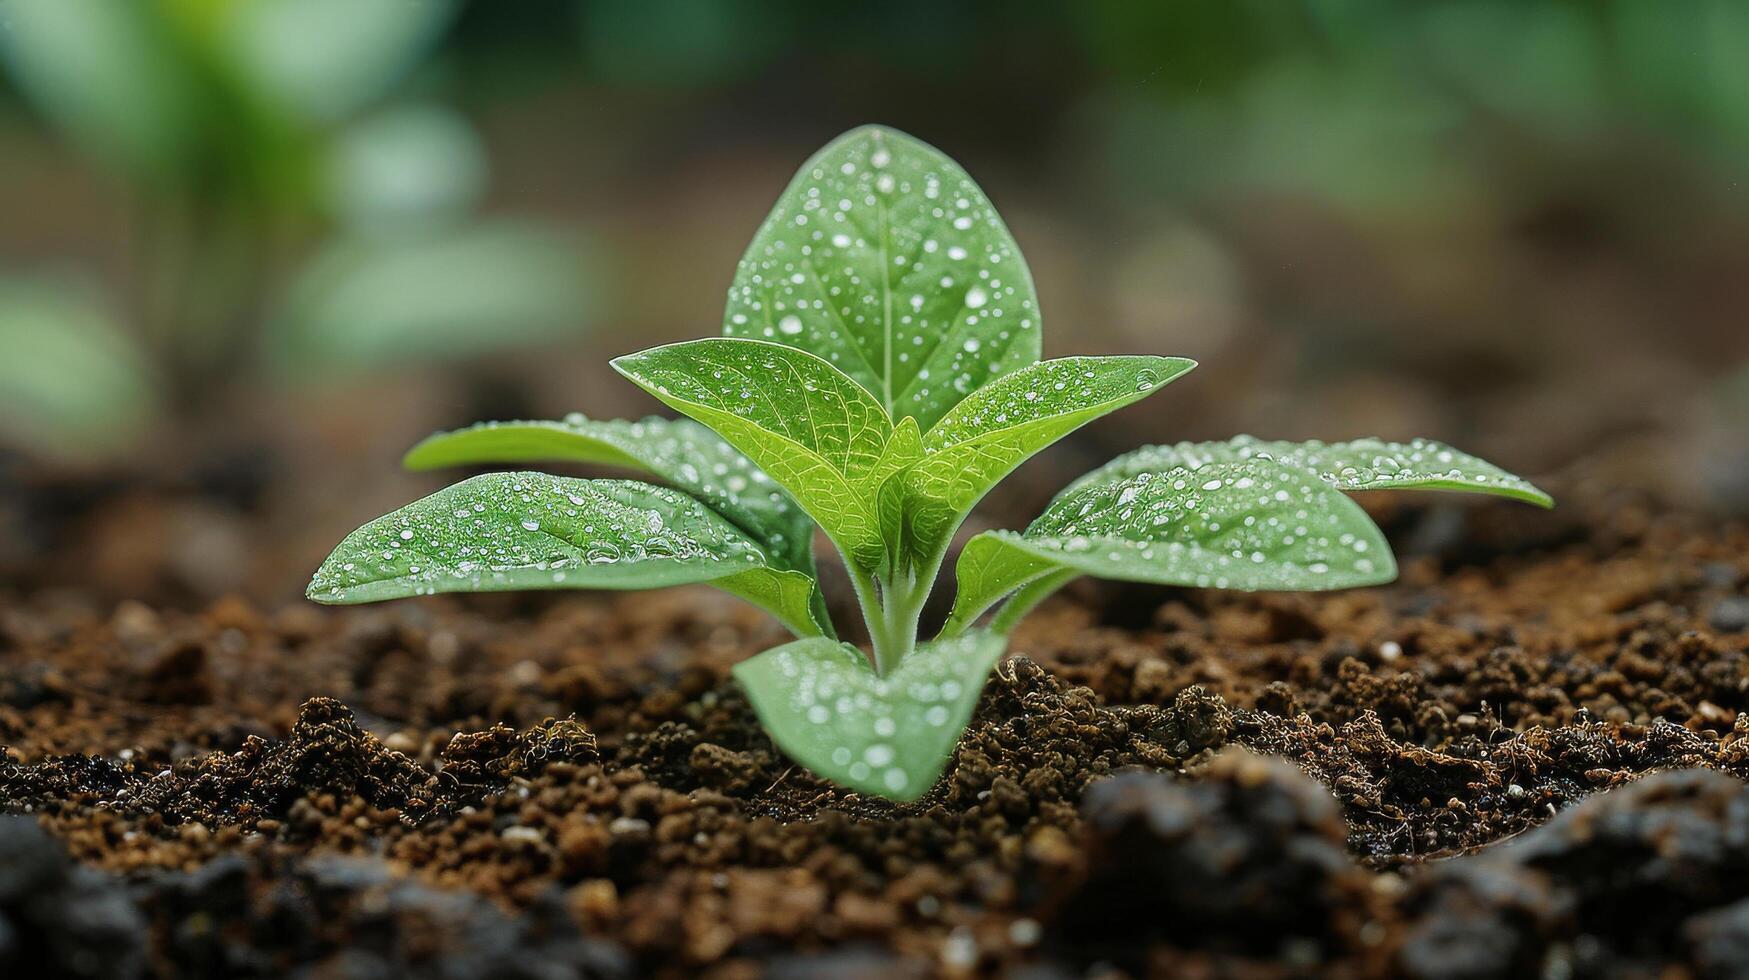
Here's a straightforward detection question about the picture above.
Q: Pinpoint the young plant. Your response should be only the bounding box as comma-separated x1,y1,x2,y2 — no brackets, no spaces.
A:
309,126,1552,801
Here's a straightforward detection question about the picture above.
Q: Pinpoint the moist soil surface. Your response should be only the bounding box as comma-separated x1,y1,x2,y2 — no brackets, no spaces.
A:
4,474,1749,978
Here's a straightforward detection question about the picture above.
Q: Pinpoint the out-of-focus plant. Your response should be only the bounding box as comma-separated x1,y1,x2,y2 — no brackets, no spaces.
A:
0,275,159,455
1073,0,1749,214
0,0,593,458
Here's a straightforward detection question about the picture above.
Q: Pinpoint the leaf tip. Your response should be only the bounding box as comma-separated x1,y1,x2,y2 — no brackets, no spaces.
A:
608,349,660,389
1151,355,1198,380
1522,484,1556,509
835,122,912,146
304,575,339,605
400,434,442,471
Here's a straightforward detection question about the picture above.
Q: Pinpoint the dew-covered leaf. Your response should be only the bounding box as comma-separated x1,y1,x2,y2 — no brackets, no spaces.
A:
402,415,812,573
308,472,822,637
892,356,1194,568
733,630,1007,801
613,338,893,567
1071,435,1553,507
723,125,1040,430
946,459,1396,633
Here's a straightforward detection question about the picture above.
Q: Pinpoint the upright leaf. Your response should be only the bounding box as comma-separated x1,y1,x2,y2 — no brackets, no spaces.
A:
864,415,924,494
0,277,159,458
893,356,1194,566
723,125,1040,430
1072,435,1553,507
225,0,459,123
308,472,821,638
402,415,812,574
733,630,1008,802
945,459,1395,634
871,416,924,563
330,102,486,231
0,0,201,178
613,338,893,566
267,222,592,376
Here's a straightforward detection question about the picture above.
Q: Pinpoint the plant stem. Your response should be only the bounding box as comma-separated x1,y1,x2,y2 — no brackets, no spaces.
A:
845,560,933,677
844,561,886,672
846,541,952,676
870,572,927,676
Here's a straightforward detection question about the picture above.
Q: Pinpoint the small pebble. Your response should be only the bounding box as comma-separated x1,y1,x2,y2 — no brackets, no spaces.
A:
1708,596,1749,634
941,927,979,969
502,826,545,844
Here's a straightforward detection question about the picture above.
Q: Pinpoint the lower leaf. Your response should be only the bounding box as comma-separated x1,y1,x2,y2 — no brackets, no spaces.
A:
733,630,1008,802
401,414,831,636
308,471,824,637
946,458,1397,633
1070,435,1553,507
402,415,814,571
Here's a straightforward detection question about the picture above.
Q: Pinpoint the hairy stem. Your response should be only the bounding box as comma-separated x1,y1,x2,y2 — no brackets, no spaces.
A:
844,561,887,672
843,536,955,676
869,570,928,676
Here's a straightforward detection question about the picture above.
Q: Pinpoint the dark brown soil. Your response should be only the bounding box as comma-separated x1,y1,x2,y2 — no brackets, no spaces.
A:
4,473,1749,978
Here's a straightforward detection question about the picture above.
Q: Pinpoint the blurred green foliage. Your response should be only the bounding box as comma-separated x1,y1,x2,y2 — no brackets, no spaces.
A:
1074,0,1749,213
267,223,592,374
0,0,1742,463
0,0,593,459
0,276,158,456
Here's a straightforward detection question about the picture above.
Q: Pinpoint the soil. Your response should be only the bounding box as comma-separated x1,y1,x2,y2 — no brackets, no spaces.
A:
4,468,1749,979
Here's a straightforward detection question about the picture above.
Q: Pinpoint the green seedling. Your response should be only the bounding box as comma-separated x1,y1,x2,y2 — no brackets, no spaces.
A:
309,126,1551,801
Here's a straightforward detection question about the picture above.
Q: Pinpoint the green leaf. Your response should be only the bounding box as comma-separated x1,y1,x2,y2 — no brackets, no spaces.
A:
711,568,824,641
613,338,893,567
307,472,822,638
266,222,594,377
329,103,486,232
945,459,1396,634
1071,435,1553,508
942,538,1059,638
733,630,1007,801
0,276,159,458
723,125,1040,430
0,0,202,178
865,415,924,495
402,415,811,569
893,356,1194,567
224,0,459,123
867,415,922,567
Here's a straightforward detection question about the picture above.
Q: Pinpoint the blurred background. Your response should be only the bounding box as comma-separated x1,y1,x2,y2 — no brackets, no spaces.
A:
0,0,1745,605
